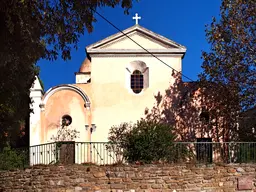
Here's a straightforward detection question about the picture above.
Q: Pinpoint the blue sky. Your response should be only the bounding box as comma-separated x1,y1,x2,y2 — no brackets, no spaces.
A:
38,0,221,91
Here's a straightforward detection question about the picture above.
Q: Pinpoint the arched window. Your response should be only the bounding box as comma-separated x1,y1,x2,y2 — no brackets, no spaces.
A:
131,70,144,94
126,60,149,94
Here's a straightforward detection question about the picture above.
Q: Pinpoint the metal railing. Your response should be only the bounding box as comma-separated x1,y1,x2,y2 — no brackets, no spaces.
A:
173,142,256,164
1,142,256,169
29,142,58,165
75,142,119,165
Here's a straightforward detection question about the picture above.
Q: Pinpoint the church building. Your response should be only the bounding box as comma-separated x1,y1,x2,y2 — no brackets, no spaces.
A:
29,14,187,149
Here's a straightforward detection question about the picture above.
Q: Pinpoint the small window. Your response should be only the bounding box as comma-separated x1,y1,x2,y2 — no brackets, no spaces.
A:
62,115,72,126
200,107,210,123
131,70,143,94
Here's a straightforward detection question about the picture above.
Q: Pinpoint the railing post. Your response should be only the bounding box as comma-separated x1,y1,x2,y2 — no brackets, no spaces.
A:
89,142,92,163
228,142,231,163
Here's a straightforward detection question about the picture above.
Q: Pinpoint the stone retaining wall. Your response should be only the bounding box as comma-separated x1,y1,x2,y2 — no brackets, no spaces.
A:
0,164,256,192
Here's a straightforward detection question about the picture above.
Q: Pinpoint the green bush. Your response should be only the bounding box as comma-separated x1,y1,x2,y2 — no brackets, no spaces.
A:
0,145,25,170
108,119,185,164
107,122,132,163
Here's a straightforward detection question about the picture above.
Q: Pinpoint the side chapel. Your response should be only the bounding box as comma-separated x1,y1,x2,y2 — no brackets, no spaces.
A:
29,14,187,147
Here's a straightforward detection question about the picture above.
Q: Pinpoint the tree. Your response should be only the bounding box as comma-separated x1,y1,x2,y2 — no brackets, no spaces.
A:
139,0,256,143
237,107,256,141
108,119,186,164
0,0,136,147
144,71,232,142
199,0,255,140
0,145,26,170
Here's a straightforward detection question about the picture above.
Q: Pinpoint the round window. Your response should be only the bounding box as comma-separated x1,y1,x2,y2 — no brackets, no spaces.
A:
62,115,72,126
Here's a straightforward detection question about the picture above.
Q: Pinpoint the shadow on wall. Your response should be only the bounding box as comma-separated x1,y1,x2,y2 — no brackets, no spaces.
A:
144,70,237,142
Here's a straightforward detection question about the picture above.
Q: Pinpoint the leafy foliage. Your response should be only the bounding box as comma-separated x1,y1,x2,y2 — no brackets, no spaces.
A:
144,71,232,142
0,0,135,147
107,122,133,163
131,0,255,143
237,107,256,141
108,119,184,164
199,0,256,140
0,145,26,170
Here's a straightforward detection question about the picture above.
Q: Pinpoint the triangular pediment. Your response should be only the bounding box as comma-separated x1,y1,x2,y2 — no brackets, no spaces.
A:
86,25,186,55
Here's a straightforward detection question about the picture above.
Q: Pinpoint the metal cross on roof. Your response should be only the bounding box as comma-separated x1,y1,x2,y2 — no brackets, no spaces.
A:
132,13,141,25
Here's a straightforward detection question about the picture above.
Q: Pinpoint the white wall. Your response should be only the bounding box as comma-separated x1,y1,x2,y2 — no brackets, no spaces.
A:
29,76,43,147
89,55,182,142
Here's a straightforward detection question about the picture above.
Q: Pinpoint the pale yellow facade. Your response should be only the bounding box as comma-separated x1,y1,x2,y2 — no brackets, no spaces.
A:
29,24,186,164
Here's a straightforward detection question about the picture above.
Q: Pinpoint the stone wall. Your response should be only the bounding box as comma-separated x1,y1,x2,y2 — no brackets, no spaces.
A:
0,164,256,192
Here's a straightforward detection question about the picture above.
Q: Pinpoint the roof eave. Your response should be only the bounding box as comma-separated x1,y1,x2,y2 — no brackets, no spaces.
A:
86,25,137,50
87,48,186,54
86,25,186,50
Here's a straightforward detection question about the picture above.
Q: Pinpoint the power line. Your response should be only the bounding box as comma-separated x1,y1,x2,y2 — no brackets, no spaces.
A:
92,9,195,82
91,9,255,117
